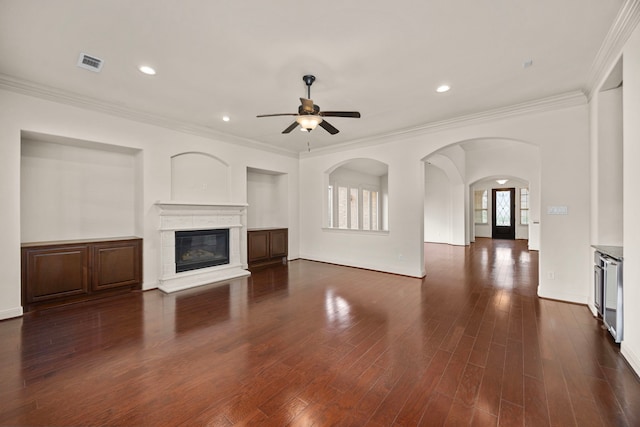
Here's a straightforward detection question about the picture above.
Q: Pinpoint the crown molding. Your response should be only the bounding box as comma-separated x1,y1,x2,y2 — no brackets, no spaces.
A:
300,91,587,158
585,0,640,99
0,74,587,160
0,73,299,159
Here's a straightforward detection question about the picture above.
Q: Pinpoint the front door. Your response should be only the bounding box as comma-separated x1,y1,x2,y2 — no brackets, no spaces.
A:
492,188,515,239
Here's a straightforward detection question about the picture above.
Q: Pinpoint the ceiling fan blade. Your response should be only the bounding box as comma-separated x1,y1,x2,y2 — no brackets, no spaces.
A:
319,120,339,135
257,113,296,118
300,98,315,113
320,111,361,118
282,121,299,134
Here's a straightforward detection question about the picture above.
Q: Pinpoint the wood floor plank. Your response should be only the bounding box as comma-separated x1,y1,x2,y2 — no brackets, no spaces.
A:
502,338,524,406
476,342,506,416
419,392,453,426
471,408,498,427
524,375,550,427
1,239,638,426
542,358,578,427
498,399,524,427
393,349,452,426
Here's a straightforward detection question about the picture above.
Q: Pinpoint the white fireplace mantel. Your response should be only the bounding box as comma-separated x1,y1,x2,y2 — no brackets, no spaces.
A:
155,201,250,293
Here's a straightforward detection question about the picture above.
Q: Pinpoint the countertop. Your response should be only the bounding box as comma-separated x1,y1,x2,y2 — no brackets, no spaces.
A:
592,245,623,260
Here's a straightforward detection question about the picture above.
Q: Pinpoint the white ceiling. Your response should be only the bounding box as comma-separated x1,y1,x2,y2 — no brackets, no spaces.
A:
0,0,625,154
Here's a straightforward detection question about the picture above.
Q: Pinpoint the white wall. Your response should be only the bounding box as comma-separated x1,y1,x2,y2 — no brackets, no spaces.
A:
299,101,590,296
21,137,138,242
0,89,300,320
621,22,640,377
595,87,624,246
423,149,466,246
171,152,229,203
424,164,452,244
246,169,289,229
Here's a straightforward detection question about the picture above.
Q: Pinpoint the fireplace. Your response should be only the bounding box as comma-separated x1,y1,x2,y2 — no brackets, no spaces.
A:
175,229,229,273
155,202,250,293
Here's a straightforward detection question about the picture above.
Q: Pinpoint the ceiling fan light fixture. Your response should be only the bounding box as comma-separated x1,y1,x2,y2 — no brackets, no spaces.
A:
296,115,323,130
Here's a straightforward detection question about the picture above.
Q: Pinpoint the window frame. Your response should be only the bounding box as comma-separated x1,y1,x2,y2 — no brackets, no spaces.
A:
360,185,380,231
328,182,381,231
474,189,488,225
520,187,529,225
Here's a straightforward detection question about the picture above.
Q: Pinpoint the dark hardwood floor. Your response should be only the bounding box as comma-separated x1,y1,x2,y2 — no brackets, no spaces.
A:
1,238,639,426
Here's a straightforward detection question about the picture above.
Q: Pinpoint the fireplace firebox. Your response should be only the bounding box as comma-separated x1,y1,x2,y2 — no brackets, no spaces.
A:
175,229,229,273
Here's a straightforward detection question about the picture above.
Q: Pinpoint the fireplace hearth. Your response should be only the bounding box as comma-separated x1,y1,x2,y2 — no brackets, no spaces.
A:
175,229,229,273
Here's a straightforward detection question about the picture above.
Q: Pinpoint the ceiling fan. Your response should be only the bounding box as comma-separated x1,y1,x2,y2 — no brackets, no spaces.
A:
257,75,361,135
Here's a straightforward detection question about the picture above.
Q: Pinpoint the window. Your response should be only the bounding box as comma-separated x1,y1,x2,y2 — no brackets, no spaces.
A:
326,159,388,231
361,188,380,231
328,185,334,228
520,188,529,225
329,184,380,230
350,188,359,229
337,185,349,228
495,190,511,226
474,190,488,224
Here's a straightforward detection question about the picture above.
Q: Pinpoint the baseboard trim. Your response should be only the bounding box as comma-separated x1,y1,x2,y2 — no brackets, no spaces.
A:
0,306,23,321
621,344,640,378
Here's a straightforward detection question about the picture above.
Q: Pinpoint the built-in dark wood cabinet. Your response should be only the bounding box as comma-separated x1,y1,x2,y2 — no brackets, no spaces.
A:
22,237,142,311
247,228,287,269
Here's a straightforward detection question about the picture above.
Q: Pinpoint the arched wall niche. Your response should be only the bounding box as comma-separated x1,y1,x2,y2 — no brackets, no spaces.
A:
171,152,229,202
324,158,389,231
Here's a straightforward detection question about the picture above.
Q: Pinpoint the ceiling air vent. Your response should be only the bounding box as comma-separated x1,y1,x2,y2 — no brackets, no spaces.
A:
77,53,104,72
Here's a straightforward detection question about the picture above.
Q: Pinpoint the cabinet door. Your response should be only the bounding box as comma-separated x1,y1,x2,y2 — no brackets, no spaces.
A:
269,229,288,258
248,231,270,262
92,240,142,291
23,245,89,303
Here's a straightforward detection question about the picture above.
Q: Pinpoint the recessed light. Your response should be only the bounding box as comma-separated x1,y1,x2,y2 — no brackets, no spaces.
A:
222,115,230,122
436,84,450,93
139,65,156,75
